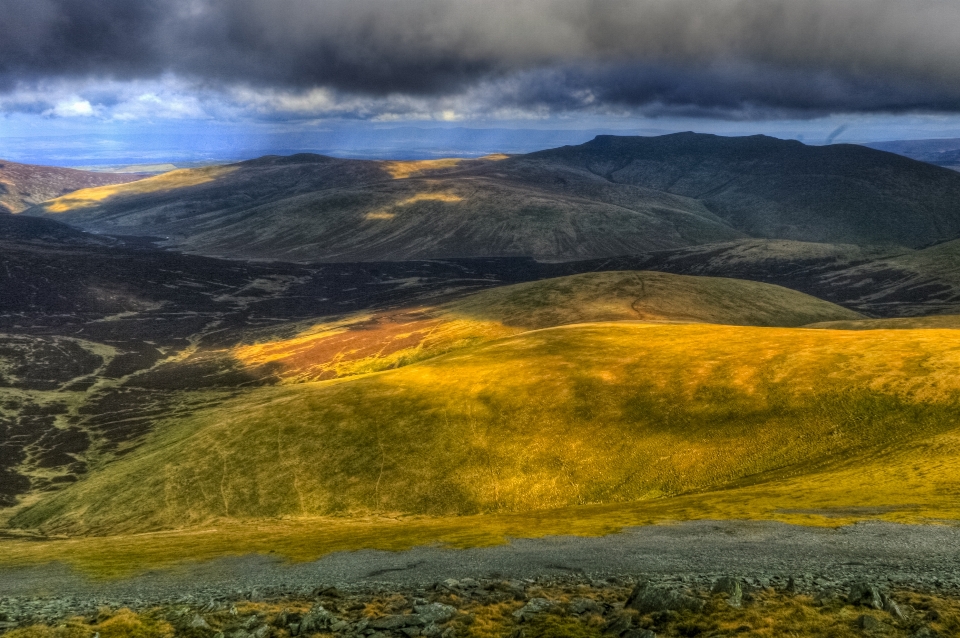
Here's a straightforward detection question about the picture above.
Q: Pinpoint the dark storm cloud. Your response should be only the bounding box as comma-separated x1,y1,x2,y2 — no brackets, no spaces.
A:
4,0,960,115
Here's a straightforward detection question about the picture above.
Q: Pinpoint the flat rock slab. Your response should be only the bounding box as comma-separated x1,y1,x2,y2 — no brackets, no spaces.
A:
2,520,960,602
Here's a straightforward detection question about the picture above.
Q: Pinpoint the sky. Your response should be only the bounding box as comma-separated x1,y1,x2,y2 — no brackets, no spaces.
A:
4,0,960,165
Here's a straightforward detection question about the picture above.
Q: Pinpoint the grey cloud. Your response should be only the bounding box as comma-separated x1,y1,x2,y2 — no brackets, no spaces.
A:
4,0,960,115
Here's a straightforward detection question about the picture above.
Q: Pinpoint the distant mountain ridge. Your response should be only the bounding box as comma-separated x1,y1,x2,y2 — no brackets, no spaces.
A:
865,138,960,170
25,133,960,261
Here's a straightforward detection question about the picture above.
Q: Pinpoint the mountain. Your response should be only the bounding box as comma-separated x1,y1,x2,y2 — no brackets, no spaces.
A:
525,133,960,247
28,133,960,262
25,152,741,261
0,160,144,214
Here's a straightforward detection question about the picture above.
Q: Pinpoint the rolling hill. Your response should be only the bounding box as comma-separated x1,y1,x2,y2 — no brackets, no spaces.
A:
26,133,960,261
0,160,144,214
218,270,862,383
13,317,960,534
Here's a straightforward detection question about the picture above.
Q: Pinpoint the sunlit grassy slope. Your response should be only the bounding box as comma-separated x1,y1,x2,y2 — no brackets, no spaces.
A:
231,271,863,382
40,166,236,212
14,320,960,535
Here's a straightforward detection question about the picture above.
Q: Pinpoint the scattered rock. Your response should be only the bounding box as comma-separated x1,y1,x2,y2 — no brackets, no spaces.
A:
912,628,940,638
491,580,527,600
602,612,634,636
298,604,337,633
711,577,743,607
849,582,884,610
569,598,601,615
880,594,904,620
414,602,457,625
421,624,444,637
626,582,705,615
441,579,460,590
513,598,556,622
369,614,425,630
188,614,210,629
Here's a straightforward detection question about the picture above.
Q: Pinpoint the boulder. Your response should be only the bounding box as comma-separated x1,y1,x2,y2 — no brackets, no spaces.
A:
711,577,743,607
569,598,601,615
849,583,883,610
414,603,457,625
602,612,633,636
513,598,556,622
298,604,337,633
626,582,705,615
880,594,905,620
188,614,210,629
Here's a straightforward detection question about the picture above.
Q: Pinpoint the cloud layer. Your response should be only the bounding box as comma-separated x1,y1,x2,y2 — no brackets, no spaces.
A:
4,0,960,119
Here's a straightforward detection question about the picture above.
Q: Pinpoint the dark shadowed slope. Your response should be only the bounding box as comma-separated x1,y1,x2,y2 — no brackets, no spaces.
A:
524,133,960,248
0,160,144,214
31,133,960,262
27,152,740,261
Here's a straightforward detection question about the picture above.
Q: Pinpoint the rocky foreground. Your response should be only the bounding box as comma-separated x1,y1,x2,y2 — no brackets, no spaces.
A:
1,573,958,638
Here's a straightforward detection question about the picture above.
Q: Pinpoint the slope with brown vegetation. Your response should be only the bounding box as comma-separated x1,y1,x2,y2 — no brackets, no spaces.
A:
0,160,144,213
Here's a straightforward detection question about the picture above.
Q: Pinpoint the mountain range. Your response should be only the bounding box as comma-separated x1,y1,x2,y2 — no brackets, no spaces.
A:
24,133,960,262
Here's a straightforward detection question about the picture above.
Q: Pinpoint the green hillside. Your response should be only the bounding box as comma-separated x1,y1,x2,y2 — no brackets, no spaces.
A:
15,318,960,534
223,270,863,383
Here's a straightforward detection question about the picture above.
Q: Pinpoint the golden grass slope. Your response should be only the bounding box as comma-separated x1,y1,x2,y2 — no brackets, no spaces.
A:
231,271,863,383
14,319,960,535
40,166,236,212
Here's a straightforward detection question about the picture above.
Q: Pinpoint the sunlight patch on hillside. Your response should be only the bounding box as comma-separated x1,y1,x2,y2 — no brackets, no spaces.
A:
41,166,236,212
382,158,463,179
364,191,464,221
397,192,463,204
